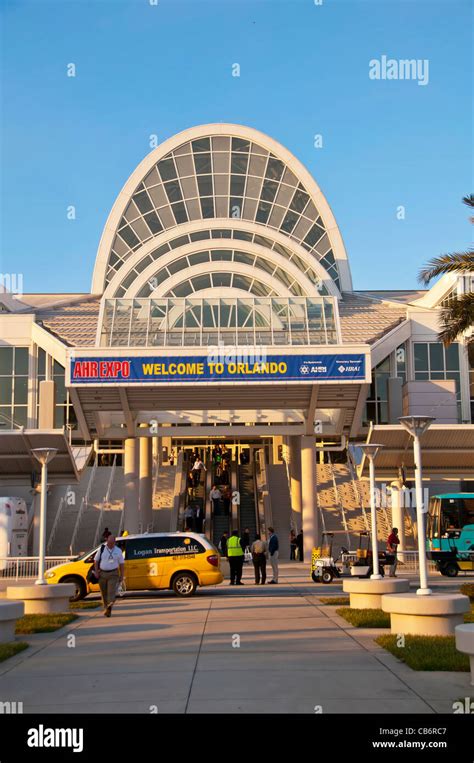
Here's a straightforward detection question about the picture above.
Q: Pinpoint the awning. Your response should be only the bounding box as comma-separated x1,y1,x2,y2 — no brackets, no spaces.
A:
358,424,474,478
0,429,87,484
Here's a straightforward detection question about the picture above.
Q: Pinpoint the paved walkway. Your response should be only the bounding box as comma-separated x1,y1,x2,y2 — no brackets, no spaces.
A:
0,564,472,714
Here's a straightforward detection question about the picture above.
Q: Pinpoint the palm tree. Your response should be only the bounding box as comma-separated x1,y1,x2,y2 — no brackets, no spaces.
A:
418,194,474,345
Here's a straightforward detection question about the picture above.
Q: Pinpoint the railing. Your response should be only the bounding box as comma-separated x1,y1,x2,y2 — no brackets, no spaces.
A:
0,556,75,581
328,456,351,549
69,454,98,554
396,550,437,573
92,456,117,548
46,486,71,554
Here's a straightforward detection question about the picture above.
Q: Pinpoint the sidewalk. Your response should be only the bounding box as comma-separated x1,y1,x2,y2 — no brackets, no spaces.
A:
0,563,471,714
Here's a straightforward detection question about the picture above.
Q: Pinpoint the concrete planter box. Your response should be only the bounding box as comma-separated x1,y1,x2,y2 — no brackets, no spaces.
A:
342,578,410,609
455,624,474,685
382,593,470,636
0,601,25,642
6,584,75,615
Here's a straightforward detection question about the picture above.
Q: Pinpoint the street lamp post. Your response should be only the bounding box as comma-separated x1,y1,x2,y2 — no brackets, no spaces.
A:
357,443,384,580
399,416,435,596
31,448,58,585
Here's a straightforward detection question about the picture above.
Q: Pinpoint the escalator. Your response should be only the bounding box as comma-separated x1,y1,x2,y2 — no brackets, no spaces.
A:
237,462,258,543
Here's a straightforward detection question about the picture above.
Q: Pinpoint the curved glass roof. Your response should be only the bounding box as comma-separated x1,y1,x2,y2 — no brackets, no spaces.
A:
106,135,341,289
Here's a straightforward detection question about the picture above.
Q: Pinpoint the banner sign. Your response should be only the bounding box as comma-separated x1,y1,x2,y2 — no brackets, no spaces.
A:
69,354,366,384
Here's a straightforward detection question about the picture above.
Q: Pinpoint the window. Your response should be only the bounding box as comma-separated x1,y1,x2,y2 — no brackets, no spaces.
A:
126,536,205,559
413,342,461,417
0,346,29,429
363,357,390,425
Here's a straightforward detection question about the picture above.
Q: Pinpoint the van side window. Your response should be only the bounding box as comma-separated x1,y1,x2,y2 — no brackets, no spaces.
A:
125,537,205,559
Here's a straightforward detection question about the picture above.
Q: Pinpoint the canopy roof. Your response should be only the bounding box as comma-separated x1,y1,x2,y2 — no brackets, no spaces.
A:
0,430,84,484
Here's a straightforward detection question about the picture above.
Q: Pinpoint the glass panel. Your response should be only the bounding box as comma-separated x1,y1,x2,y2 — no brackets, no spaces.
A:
212,273,232,287
414,343,428,371
167,258,188,275
14,348,29,375
0,348,13,376
0,378,12,405
191,274,212,291
14,377,28,405
445,343,460,370
429,343,444,372
265,158,285,181
188,251,210,265
194,153,212,174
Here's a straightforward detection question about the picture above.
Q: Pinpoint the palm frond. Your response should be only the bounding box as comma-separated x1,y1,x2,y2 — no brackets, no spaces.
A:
418,251,474,285
462,194,474,208
438,292,474,346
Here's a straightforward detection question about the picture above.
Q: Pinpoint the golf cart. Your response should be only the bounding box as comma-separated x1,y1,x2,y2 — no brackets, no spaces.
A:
427,535,474,577
311,531,393,584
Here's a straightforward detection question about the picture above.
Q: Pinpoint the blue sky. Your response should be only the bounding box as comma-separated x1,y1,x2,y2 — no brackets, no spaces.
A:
0,0,472,294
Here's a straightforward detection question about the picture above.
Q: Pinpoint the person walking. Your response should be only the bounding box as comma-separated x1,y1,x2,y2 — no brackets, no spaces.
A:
387,527,400,577
240,526,251,552
227,530,244,585
289,529,297,560
94,534,124,617
186,471,195,500
296,529,304,562
184,504,196,531
192,457,206,488
218,531,228,556
268,526,279,583
195,504,204,533
209,484,222,514
251,534,268,584
100,527,111,543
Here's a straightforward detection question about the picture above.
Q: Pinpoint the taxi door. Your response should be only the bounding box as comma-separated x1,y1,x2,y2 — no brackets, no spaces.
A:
122,538,164,590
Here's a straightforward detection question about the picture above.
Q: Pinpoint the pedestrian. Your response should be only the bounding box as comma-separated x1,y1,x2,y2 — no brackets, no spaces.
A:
195,504,204,533
94,534,124,617
219,465,229,485
169,448,175,466
209,484,222,514
289,529,297,560
268,526,279,583
187,471,195,499
218,532,228,556
222,486,232,515
296,529,304,562
251,533,268,584
227,529,244,585
387,527,400,577
100,527,111,543
184,504,196,531
192,457,206,487
240,526,251,552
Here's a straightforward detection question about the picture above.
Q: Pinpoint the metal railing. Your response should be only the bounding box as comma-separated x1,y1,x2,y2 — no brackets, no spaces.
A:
0,556,75,581
69,454,98,554
328,456,351,549
46,486,71,554
92,456,117,548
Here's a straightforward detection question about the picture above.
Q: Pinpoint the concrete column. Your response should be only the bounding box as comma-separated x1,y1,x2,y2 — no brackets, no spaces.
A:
38,380,56,429
272,435,283,464
289,435,302,529
139,425,153,533
301,435,319,559
162,436,172,463
124,438,139,534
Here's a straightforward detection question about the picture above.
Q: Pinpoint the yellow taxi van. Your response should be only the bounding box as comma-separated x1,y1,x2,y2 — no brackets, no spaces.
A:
45,532,224,600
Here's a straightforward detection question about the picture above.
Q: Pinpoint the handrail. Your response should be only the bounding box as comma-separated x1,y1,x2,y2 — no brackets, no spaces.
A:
69,454,98,554
328,455,351,549
347,457,370,533
46,485,71,553
92,456,117,548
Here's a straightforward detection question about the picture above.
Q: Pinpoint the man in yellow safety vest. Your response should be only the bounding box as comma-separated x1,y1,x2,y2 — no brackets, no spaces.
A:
227,530,244,585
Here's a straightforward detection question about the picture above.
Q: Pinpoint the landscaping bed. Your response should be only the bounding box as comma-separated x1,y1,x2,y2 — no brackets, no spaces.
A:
0,642,28,663
336,607,390,628
376,634,470,672
15,613,78,634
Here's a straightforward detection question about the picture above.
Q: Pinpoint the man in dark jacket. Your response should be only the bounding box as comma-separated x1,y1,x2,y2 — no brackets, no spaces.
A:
268,527,279,583
296,530,304,562
240,527,251,551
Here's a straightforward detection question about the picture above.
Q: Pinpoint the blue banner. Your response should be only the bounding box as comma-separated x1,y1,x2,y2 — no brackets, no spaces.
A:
69,354,366,384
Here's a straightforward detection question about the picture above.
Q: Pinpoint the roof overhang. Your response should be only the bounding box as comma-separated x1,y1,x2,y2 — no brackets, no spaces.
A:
0,429,85,484
358,424,474,479
66,345,371,440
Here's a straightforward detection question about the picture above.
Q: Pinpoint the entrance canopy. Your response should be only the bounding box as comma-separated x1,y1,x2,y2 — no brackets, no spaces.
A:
0,429,84,484
358,424,474,478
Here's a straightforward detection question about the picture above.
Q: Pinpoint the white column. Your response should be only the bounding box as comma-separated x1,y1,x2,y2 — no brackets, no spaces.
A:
414,434,431,595
36,461,48,585
139,425,153,533
301,435,318,559
124,438,139,534
289,435,302,529
368,456,382,579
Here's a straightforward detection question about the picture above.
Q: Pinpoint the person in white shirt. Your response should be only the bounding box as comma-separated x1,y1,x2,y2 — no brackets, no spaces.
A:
192,458,206,487
94,534,125,617
209,485,222,514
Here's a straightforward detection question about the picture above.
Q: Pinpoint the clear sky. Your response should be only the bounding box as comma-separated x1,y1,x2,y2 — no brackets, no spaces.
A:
0,0,472,294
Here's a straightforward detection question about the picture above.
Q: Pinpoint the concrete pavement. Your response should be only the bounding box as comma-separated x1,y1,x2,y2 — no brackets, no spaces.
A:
0,563,472,714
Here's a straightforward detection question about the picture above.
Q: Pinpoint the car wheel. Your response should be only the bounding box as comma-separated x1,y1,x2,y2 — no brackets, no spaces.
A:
443,563,459,578
311,571,320,583
321,570,333,584
172,572,197,597
60,575,86,602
